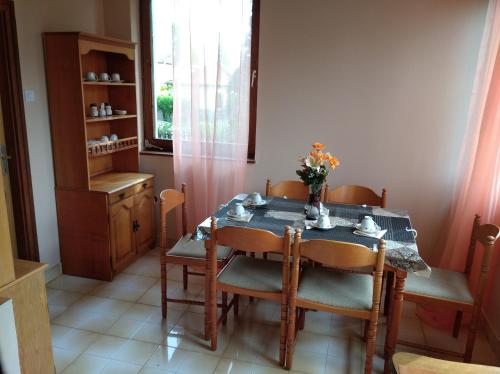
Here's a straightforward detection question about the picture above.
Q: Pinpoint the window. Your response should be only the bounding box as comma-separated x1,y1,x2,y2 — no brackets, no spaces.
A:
140,0,259,160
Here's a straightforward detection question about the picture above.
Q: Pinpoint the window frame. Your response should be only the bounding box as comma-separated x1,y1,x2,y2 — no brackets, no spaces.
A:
139,0,259,161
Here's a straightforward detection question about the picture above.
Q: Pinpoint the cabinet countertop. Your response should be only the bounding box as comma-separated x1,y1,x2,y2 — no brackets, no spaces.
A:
90,172,154,194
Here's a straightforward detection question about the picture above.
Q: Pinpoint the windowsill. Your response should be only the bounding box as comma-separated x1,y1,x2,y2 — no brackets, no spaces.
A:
140,149,256,163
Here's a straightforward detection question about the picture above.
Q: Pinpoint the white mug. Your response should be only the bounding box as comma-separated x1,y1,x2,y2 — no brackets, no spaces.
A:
85,72,97,81
234,203,245,216
99,72,111,81
100,135,109,143
250,192,262,204
111,73,121,82
110,134,118,141
360,216,376,231
317,214,330,228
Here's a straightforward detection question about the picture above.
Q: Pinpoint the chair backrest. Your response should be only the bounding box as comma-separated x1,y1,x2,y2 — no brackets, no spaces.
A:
324,184,387,208
464,215,500,306
266,179,309,200
209,216,292,255
290,229,385,311
159,183,187,248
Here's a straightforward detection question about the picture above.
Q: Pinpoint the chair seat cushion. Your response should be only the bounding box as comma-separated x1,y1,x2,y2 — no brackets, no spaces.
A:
405,268,473,304
167,234,232,260
297,266,373,311
218,255,283,293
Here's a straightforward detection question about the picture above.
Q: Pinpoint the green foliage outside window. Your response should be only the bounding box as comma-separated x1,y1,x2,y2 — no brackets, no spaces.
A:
156,81,173,139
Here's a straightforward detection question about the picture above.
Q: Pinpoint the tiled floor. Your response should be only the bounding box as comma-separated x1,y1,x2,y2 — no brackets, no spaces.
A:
47,248,499,373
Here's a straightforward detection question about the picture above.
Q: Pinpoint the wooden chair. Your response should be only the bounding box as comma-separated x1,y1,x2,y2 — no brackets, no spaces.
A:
392,352,500,373
206,217,292,366
398,215,499,362
159,184,233,320
324,184,387,207
286,230,386,373
266,179,309,200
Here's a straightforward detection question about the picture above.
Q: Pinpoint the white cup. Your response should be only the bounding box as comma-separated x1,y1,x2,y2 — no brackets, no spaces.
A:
317,214,330,228
85,72,97,81
110,134,118,141
100,135,110,143
360,216,376,231
99,72,111,81
234,203,245,216
111,73,121,82
250,192,262,204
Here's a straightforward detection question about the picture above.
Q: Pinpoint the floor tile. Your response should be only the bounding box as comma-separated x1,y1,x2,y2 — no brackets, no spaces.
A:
286,350,326,374
112,339,158,365
140,367,176,374
214,358,254,374
107,316,146,339
47,289,83,307
53,327,99,353
48,275,104,294
123,256,161,277
49,304,68,321
91,283,148,302
145,346,190,371
52,347,80,373
294,330,331,355
121,304,160,322
101,360,143,374
84,335,129,358
62,353,110,374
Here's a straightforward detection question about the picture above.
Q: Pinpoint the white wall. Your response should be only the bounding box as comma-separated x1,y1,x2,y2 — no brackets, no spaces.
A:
13,0,105,267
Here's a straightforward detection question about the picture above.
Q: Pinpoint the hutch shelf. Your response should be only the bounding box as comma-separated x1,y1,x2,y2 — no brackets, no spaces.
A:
44,32,155,281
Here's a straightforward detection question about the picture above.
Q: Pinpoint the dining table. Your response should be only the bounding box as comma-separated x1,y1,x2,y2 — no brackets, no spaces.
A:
195,193,431,374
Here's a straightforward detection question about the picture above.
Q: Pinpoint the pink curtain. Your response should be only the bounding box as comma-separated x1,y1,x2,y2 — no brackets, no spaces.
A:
419,0,500,329
172,0,252,232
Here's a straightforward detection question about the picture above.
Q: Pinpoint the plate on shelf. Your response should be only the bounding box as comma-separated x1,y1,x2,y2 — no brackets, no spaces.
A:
354,223,381,234
113,110,128,115
83,79,98,82
110,80,125,83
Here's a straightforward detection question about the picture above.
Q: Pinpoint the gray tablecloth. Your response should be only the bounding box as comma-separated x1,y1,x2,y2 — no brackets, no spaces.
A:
195,194,430,275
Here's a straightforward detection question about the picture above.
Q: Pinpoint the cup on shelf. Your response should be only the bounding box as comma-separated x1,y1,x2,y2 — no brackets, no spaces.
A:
99,103,106,117
100,135,109,143
89,103,98,117
110,134,118,141
360,216,376,231
105,103,112,116
111,73,121,82
85,72,97,81
99,72,111,81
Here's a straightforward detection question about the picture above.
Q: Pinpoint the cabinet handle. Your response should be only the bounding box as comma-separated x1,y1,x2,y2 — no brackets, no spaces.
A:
133,220,141,232
142,183,148,189
119,193,125,199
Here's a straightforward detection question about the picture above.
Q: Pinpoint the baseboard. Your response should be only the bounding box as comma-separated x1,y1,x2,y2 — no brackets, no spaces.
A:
483,311,500,361
44,262,62,283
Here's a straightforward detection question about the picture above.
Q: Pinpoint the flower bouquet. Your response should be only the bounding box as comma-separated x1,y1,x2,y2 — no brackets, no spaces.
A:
296,142,339,217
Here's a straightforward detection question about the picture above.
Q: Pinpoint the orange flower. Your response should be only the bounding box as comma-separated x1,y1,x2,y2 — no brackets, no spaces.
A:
329,157,340,167
312,142,325,151
322,153,330,160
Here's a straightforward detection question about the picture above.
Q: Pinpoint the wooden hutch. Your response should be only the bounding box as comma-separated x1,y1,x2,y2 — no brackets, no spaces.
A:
43,32,155,281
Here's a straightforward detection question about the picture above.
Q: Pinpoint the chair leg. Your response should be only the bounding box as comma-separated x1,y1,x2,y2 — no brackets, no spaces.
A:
384,271,394,316
279,293,287,367
263,252,268,259
161,257,167,319
464,307,481,362
286,303,298,370
234,294,239,317
183,265,188,290
453,311,463,338
222,292,228,326
364,320,369,342
298,308,306,330
210,289,218,351
364,319,378,374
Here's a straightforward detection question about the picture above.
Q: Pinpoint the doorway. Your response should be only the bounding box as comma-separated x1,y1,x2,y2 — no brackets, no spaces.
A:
0,0,39,261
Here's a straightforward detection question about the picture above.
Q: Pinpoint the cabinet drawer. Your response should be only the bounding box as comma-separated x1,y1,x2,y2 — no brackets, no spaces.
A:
108,178,154,205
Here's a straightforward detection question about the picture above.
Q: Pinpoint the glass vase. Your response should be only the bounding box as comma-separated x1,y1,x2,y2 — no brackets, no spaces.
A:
305,183,323,219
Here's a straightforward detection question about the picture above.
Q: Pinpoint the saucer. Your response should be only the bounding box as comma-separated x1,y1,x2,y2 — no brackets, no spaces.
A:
355,223,381,234
243,199,267,207
111,80,125,83
227,209,251,219
312,222,335,231
84,79,98,82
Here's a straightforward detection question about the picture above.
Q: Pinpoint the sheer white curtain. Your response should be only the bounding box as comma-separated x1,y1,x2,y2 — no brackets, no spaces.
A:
172,0,252,231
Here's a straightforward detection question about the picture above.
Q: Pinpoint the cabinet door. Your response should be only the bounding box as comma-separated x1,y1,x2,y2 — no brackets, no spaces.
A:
110,196,136,270
134,187,155,253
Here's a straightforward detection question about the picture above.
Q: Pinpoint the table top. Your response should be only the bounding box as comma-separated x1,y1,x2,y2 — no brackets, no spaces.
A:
196,194,430,275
